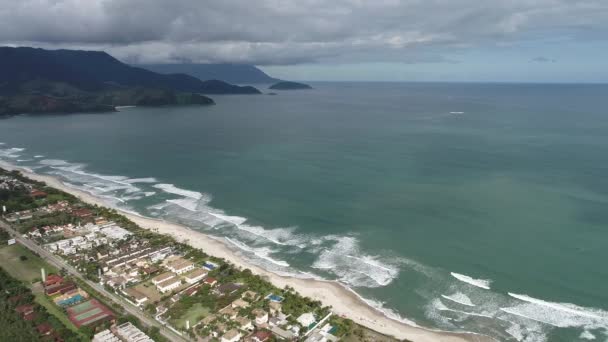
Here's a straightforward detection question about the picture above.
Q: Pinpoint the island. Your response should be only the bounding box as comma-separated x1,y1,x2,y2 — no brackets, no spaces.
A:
269,81,313,90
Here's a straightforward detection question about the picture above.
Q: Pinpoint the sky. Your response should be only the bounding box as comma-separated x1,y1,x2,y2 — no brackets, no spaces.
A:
1,0,607,82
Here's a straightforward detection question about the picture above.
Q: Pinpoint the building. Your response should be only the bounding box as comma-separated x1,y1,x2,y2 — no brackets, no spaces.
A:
231,298,250,309
215,282,240,296
235,316,253,331
124,288,149,306
203,277,218,287
93,329,120,342
269,301,282,316
297,312,316,327
221,329,242,342
99,224,132,240
166,258,195,274
183,268,208,284
251,330,273,342
30,189,48,199
241,290,258,301
253,308,269,325
114,322,155,342
151,272,176,285
156,277,182,293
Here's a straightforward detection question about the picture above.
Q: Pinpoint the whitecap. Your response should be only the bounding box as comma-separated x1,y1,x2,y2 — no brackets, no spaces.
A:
441,292,475,307
450,272,491,290
153,183,203,200
225,237,290,267
312,236,399,288
580,330,596,340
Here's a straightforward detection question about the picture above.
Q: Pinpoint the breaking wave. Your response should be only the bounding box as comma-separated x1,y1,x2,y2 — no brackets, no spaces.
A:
450,272,492,290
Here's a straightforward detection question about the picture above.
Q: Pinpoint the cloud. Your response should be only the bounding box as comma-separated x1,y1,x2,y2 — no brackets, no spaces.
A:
531,56,557,63
0,0,607,65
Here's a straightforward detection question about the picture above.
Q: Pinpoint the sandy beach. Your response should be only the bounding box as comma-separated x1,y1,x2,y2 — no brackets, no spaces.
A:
1,161,492,342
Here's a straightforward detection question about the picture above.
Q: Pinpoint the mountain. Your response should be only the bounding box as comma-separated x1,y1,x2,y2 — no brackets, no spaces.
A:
269,81,312,90
138,63,281,84
0,47,260,95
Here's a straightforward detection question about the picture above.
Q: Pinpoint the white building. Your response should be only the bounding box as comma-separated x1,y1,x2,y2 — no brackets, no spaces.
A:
114,322,154,342
156,278,182,293
297,313,316,327
220,329,242,342
99,224,132,240
253,309,269,325
184,268,208,284
167,259,195,275
151,272,176,285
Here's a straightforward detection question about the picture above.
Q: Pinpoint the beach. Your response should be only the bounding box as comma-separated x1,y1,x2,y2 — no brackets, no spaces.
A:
1,161,492,342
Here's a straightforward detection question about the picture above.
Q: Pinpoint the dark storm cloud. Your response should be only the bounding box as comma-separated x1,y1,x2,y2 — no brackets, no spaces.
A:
1,0,607,65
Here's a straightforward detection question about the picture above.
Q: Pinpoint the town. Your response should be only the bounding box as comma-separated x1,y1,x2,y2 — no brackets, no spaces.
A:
0,168,391,342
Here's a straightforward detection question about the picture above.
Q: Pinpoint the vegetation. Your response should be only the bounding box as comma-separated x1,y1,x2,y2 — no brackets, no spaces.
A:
0,244,57,283
0,267,83,341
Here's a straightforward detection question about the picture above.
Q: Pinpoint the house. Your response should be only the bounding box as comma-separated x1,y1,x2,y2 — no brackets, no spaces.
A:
36,323,53,336
45,281,76,296
305,332,328,342
151,272,176,285
200,314,217,327
203,277,218,287
183,268,208,284
269,301,282,316
30,189,48,199
251,330,273,342
15,304,35,318
219,306,238,319
235,316,253,331
72,208,94,219
221,329,242,342
124,288,149,306
241,290,258,301
114,322,155,342
156,277,182,293
215,283,240,296
231,298,250,309
253,308,269,325
166,258,195,274
297,312,316,327
44,274,64,287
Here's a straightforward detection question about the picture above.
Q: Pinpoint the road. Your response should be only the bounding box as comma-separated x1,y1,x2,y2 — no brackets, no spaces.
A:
0,220,187,342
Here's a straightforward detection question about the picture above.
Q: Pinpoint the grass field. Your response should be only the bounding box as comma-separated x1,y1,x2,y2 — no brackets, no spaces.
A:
171,303,210,329
0,243,57,282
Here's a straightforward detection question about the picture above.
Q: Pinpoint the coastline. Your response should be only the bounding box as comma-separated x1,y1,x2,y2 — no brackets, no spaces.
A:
1,161,492,342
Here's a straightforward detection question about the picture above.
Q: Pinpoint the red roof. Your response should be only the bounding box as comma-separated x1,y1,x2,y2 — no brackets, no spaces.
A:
253,330,272,342
37,323,53,335
72,208,93,218
204,277,217,285
31,190,48,198
16,304,35,315
44,274,64,287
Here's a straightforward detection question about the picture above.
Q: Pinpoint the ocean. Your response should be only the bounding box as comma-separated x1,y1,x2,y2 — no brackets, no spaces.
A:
1,82,608,341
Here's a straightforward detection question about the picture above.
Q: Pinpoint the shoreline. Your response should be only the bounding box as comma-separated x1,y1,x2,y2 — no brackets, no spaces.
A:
1,161,493,342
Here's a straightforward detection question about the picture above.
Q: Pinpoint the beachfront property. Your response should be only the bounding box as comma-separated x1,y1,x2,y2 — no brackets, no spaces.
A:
297,312,316,327
231,298,250,309
183,267,208,284
166,257,195,274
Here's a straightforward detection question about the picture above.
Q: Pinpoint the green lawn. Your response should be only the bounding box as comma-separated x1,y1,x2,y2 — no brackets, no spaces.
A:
0,243,57,282
171,303,210,329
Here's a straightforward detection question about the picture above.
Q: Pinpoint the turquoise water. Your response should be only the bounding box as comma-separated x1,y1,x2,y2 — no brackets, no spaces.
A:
1,83,608,341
